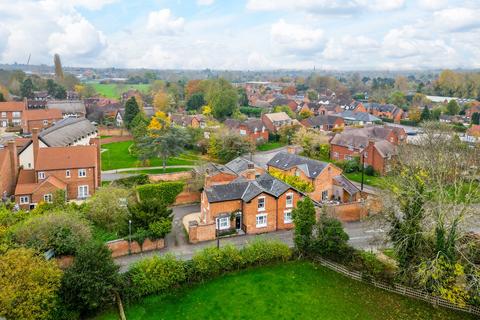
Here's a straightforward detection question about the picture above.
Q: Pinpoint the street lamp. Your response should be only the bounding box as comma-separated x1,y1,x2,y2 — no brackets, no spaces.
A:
128,220,132,255
360,152,365,191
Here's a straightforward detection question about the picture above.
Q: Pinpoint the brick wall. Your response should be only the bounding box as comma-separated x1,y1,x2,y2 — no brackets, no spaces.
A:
174,191,201,205
188,222,216,243
149,171,193,182
100,136,132,144
106,238,165,258
98,127,130,136
322,202,368,222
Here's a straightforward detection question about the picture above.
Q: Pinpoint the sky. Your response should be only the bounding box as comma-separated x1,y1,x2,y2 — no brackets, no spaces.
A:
0,0,480,70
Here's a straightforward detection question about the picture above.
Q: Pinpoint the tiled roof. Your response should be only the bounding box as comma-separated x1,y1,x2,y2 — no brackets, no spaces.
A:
205,173,292,203
264,112,292,122
330,126,393,149
15,173,66,195
335,110,380,122
0,101,25,112
304,115,342,127
24,109,63,121
267,152,328,179
224,157,258,175
333,175,360,196
35,145,97,170
47,100,86,114
39,117,97,146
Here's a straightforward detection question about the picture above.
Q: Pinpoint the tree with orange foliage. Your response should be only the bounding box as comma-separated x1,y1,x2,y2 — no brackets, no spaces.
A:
185,79,202,98
282,86,297,96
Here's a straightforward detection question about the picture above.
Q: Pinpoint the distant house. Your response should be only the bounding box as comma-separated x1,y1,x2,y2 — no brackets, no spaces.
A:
335,110,381,125
439,114,468,124
261,112,294,132
270,97,298,112
301,115,344,131
267,151,360,203
224,118,268,142
22,109,63,133
46,100,86,118
170,114,206,129
363,103,404,123
329,126,406,174
465,104,480,119
315,104,342,116
0,101,25,129
115,106,155,127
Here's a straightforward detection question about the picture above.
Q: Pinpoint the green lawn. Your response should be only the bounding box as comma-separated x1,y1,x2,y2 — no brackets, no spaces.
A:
257,141,286,151
101,141,200,171
344,171,385,188
119,167,193,175
89,83,151,99
94,261,472,320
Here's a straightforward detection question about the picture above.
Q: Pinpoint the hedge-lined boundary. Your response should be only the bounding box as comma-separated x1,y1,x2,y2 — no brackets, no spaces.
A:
121,239,291,301
136,182,185,205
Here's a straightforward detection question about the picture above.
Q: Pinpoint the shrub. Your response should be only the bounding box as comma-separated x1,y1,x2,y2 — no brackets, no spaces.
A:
112,174,149,188
136,182,185,205
343,158,360,173
12,211,91,255
60,242,120,316
126,254,188,299
313,213,352,262
191,245,243,281
240,239,291,266
129,198,173,238
86,186,131,234
351,251,396,284
148,218,172,239
365,165,376,176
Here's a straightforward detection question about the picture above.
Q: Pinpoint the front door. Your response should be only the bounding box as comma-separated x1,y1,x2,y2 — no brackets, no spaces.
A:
235,213,242,230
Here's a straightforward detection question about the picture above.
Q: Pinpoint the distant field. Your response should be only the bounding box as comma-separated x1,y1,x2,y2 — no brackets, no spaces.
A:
89,83,151,99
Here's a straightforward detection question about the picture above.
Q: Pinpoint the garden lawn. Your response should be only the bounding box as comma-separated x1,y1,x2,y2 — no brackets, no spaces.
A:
89,83,151,99
94,261,472,320
257,141,286,151
101,141,200,171
344,171,385,188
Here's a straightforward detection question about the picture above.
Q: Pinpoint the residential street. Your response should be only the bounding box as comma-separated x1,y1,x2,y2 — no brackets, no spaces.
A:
114,203,387,272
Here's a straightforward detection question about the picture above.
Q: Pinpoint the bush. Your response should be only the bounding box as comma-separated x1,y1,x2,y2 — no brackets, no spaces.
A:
343,158,360,173
148,218,172,239
191,245,243,281
12,211,92,256
126,254,188,299
365,165,376,176
239,106,262,117
400,119,419,126
136,182,185,205
355,251,396,284
240,239,291,266
112,174,149,188
60,242,120,317
313,213,351,262
129,198,173,238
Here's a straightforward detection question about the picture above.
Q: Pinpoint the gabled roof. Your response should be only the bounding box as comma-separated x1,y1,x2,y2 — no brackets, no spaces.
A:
0,101,25,112
263,112,292,122
24,109,63,121
267,152,329,179
333,175,360,196
35,145,97,170
15,172,67,196
330,126,393,149
39,117,97,146
224,157,259,175
47,100,86,114
303,115,342,127
205,173,292,203
335,110,380,122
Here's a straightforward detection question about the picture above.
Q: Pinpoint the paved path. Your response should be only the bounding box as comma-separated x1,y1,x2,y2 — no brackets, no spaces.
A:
114,204,387,272
101,165,195,181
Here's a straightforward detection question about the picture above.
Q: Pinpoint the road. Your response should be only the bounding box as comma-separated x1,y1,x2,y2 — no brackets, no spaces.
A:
114,203,387,272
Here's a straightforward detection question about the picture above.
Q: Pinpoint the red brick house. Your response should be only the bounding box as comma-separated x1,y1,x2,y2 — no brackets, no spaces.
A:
0,101,25,129
301,115,344,131
329,126,406,175
14,133,101,210
261,112,295,132
363,103,405,123
201,172,301,235
267,152,360,203
22,109,63,133
224,118,269,143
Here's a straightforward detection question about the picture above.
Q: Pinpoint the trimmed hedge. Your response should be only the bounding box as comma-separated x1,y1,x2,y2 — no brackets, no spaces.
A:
124,240,292,300
136,182,185,205
112,174,149,188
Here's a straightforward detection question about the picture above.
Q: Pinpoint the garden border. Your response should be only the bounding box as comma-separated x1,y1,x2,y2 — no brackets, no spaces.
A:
314,256,480,317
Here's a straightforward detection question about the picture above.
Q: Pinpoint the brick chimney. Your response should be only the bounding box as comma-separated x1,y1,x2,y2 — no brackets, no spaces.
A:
245,163,256,180
7,140,18,192
286,146,297,155
32,128,39,166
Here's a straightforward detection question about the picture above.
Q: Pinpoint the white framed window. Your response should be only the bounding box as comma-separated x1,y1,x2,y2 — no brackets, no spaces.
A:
12,119,21,126
286,193,293,208
65,170,70,178
78,185,89,199
78,169,86,177
43,194,52,203
257,196,265,211
19,195,29,204
239,129,247,135
322,190,329,201
1,112,6,118
38,171,45,179
217,216,230,230
256,213,267,228
43,120,48,126
284,210,292,224
12,111,21,118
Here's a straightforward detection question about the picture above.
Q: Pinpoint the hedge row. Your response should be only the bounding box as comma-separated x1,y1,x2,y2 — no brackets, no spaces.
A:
124,239,292,300
112,174,150,188
136,182,185,205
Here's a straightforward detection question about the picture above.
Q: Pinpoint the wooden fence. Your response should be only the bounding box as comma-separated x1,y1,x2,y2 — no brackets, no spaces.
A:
314,257,480,317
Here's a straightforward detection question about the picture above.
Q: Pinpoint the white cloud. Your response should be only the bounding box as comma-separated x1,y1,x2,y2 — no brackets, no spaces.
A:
418,0,448,10
147,9,185,35
270,20,325,54
197,0,214,6
322,35,379,60
247,0,404,13
65,0,118,11
433,8,480,32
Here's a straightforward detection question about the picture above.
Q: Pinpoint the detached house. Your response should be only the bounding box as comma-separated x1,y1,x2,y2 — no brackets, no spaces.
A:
261,112,295,132
0,101,24,129
224,118,269,143
267,152,361,203
170,114,206,129
14,129,101,210
363,103,404,123
301,115,344,131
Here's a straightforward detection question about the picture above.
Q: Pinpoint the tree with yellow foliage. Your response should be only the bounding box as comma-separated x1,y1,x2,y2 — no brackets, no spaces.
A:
202,105,212,116
148,111,171,132
408,107,421,122
0,248,62,320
